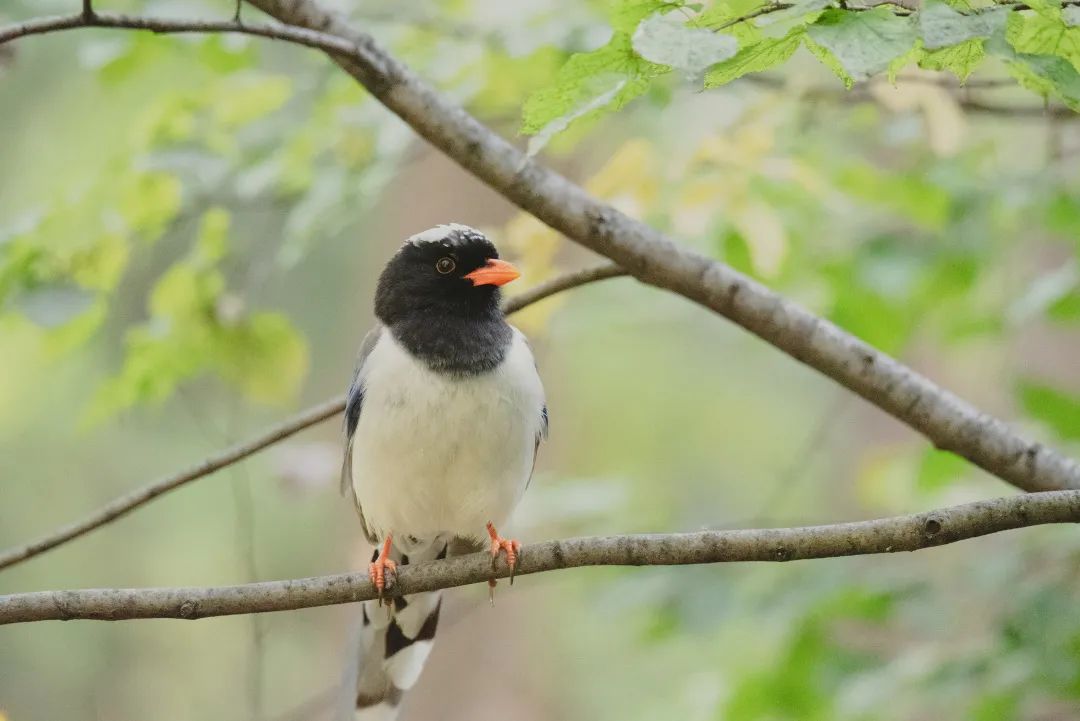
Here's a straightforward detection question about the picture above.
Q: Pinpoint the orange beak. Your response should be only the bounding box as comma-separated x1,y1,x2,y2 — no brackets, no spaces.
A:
464,258,521,287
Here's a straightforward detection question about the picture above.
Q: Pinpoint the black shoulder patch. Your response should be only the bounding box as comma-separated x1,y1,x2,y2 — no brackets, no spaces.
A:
345,382,364,440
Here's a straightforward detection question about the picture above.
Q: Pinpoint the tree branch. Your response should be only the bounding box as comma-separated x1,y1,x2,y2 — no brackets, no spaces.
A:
0,265,626,572
2,490,1079,624
0,6,1077,507
242,0,1080,495
0,399,344,572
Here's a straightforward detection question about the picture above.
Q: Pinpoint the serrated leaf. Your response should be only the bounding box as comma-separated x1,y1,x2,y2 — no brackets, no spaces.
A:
704,31,802,87
1007,9,1080,72
918,0,1007,50
632,11,738,74
1017,380,1080,440
1006,52,1080,109
526,78,626,158
919,38,986,81
807,8,918,83
887,39,927,82
804,33,854,86
521,34,666,135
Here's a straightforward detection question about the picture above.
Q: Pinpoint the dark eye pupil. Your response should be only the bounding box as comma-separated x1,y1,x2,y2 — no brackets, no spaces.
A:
436,258,455,274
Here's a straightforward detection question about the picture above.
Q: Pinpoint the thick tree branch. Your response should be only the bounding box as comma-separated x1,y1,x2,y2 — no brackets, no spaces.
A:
2,490,1079,624
243,0,1080,495
0,266,626,572
0,8,1077,517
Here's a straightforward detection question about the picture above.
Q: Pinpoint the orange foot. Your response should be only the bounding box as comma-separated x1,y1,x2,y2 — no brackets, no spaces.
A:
368,535,397,605
486,522,522,604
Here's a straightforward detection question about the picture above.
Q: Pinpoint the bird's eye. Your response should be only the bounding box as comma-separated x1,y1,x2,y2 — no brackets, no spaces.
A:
435,257,456,274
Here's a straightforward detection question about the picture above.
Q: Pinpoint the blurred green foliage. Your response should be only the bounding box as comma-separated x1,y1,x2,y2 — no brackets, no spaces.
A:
1,0,1080,720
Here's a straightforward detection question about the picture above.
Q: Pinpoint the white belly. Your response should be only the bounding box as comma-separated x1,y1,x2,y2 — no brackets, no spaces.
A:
350,328,545,541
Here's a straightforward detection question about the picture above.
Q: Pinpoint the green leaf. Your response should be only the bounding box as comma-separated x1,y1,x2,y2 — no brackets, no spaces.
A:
917,448,970,492
887,39,928,82
610,0,673,33
919,38,987,81
211,75,293,128
196,35,258,73
969,691,1020,721
807,8,919,84
216,311,310,404
835,164,951,230
1048,291,1080,321
829,283,913,354
918,0,1007,51
632,11,738,74
521,34,667,135
1045,192,1080,242
1007,9,1080,72
118,172,183,242
1006,52,1080,109
1017,380,1080,441
194,208,230,265
704,31,802,87
719,230,757,278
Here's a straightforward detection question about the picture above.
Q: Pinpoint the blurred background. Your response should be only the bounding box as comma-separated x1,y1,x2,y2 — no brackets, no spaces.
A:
2,0,1080,719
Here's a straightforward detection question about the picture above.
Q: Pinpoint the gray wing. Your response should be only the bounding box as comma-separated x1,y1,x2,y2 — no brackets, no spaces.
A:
341,325,383,542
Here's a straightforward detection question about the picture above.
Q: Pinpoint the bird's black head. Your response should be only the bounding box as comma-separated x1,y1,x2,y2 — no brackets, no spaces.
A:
374,224,519,326
374,224,519,375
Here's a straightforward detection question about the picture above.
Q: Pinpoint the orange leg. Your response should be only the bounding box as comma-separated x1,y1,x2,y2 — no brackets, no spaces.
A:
486,522,522,604
368,534,397,605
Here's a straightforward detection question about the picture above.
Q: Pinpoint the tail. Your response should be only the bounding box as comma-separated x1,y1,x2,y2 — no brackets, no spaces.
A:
352,539,448,720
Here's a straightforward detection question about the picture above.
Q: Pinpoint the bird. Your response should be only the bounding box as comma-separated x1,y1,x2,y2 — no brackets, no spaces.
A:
341,223,548,720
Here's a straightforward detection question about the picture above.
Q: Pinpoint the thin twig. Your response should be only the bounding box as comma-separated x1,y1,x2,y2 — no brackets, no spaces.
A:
0,266,627,572
0,399,345,571
2,490,1079,624
503,263,625,314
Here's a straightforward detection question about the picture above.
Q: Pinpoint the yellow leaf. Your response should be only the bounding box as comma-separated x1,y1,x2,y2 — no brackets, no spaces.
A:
585,139,658,212
501,215,562,334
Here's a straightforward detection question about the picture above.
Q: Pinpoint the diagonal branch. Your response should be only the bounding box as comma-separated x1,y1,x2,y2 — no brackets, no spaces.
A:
2,490,1079,624
1,6,1078,528
244,0,1080,495
0,399,344,572
0,265,626,572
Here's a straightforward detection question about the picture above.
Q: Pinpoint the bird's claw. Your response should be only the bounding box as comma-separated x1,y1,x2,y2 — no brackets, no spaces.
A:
486,522,521,605
368,536,397,606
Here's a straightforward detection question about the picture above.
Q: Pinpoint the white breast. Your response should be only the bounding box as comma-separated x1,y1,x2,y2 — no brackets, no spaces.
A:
350,328,545,542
